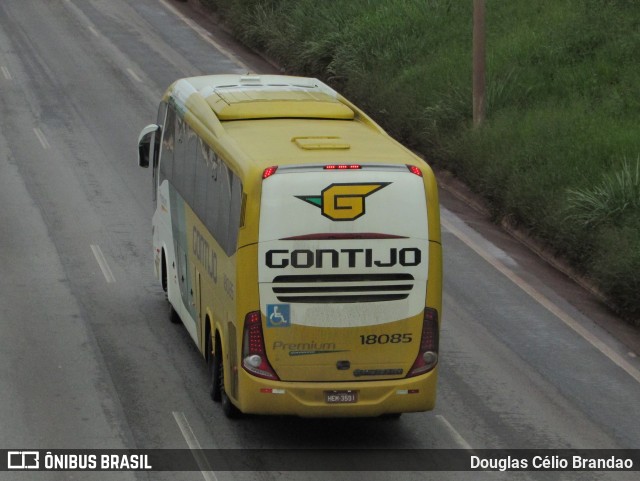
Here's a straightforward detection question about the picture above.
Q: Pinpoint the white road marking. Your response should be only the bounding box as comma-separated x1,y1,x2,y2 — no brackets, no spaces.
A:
33,128,50,149
90,244,116,283
1,66,11,80
441,216,640,385
126,68,142,83
88,25,100,37
172,411,218,481
157,0,250,71
435,414,473,450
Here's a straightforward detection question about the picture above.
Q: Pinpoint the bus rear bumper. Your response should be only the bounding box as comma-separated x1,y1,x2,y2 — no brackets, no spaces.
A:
234,368,438,417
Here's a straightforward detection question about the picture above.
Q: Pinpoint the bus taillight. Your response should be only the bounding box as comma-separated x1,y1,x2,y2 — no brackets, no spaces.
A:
262,166,278,179
324,164,361,170
406,308,439,377
406,164,423,176
242,311,279,380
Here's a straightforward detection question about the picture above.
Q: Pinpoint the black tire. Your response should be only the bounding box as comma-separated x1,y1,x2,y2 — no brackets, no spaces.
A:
218,349,241,419
169,303,181,324
161,252,168,297
208,335,221,402
163,251,180,324
381,412,402,420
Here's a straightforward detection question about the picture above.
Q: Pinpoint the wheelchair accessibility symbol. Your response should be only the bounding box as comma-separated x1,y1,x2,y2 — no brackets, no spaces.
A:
266,304,291,327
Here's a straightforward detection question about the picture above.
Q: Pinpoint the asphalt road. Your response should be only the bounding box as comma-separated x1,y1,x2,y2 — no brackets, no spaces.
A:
1,1,639,480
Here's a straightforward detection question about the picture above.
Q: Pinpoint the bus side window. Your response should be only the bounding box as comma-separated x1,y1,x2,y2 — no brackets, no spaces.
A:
198,146,240,255
214,163,231,252
183,126,198,206
156,101,167,126
205,149,220,241
227,174,243,255
154,102,166,170
172,117,187,196
159,106,175,186
194,139,208,223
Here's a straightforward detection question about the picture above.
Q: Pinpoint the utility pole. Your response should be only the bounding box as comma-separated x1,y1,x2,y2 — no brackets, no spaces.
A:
473,0,486,127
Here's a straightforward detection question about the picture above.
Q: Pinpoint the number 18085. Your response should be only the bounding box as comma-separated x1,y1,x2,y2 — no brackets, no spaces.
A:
359,333,412,345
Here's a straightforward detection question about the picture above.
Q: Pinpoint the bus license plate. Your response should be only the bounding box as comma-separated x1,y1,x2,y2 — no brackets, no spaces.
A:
325,390,358,404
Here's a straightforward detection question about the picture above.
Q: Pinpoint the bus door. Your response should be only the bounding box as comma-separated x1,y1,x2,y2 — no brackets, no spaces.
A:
176,245,197,342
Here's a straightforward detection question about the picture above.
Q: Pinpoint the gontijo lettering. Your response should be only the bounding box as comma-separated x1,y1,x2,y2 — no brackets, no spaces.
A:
192,226,217,282
266,247,422,268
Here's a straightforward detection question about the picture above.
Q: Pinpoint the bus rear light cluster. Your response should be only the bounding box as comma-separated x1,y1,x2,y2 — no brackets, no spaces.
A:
324,164,362,170
241,311,279,380
262,166,278,179
407,165,423,177
406,307,439,377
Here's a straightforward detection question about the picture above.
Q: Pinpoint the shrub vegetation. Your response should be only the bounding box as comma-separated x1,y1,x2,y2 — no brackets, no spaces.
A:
201,0,640,323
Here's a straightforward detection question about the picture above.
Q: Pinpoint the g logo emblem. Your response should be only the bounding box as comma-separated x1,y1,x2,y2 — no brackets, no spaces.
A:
297,183,389,221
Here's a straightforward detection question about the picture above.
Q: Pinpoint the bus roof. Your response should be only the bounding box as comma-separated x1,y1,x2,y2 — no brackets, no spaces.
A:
222,118,413,165
165,74,421,176
167,74,354,120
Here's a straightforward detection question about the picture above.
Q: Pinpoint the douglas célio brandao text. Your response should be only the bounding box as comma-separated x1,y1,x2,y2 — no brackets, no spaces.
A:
470,454,634,471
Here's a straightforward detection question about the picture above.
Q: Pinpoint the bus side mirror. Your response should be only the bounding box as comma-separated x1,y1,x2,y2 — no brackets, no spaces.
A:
138,124,160,168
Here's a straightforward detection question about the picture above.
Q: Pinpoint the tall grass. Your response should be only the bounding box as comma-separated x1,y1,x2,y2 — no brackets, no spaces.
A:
566,158,640,228
201,0,640,322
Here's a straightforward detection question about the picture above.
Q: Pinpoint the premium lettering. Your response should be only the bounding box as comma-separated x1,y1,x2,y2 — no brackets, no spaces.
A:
273,341,337,351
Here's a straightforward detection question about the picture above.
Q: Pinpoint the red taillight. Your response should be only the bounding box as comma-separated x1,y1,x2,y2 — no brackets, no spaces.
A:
324,164,362,170
241,311,279,380
407,165,423,177
406,307,439,378
262,166,278,179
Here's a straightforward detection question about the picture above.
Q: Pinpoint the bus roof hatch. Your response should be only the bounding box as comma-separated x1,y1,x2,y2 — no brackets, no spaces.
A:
205,89,355,121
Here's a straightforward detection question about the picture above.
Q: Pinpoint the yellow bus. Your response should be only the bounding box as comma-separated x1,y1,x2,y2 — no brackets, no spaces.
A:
138,74,442,418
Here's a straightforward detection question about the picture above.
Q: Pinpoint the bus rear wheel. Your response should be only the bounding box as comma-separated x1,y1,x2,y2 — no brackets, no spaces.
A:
169,303,180,324
217,348,240,419
381,413,402,420
208,335,221,402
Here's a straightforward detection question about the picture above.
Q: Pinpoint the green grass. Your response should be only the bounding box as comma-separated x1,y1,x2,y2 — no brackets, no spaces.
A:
566,158,640,228
201,0,640,322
